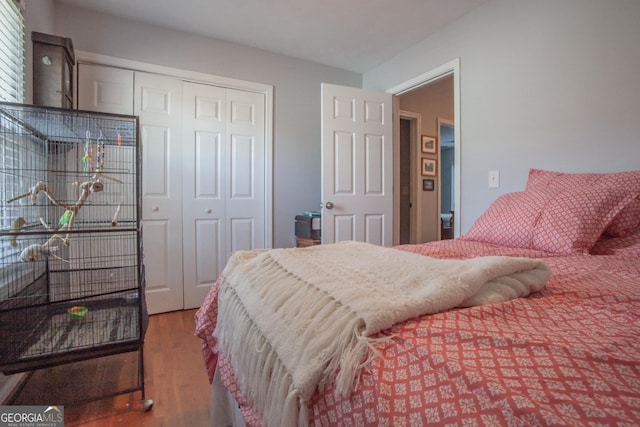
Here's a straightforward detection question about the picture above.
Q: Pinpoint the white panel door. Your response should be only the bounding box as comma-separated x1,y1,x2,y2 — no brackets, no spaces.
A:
321,83,393,246
225,88,266,253
77,64,134,115
182,82,227,309
135,72,184,314
182,85,266,309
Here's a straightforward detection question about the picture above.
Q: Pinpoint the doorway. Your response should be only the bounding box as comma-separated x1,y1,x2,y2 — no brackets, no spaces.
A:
390,59,460,243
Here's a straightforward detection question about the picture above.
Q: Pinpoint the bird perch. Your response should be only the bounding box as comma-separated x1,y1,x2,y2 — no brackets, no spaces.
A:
7,173,123,262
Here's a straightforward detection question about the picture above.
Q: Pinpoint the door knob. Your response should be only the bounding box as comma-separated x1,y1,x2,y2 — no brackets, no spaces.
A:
324,202,334,209
205,208,212,214
152,205,159,212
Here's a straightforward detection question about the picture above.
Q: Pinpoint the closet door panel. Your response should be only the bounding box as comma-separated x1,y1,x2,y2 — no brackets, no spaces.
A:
135,72,184,314
77,63,134,115
182,82,227,309
196,132,220,197
230,218,253,253
141,125,170,196
194,219,221,287
143,220,172,294
230,134,254,198
225,89,266,252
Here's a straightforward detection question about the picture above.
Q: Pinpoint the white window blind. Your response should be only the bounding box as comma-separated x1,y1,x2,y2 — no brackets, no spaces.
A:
0,0,24,103
0,0,30,296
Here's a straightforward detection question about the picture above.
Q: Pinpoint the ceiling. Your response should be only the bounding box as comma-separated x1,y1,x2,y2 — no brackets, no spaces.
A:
54,0,488,73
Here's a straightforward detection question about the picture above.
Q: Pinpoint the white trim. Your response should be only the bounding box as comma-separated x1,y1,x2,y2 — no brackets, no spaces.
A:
437,117,455,239
75,51,271,94
74,50,274,247
386,59,458,96
387,58,461,238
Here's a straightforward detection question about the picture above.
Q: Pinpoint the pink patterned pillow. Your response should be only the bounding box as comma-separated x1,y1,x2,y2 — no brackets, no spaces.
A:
461,191,546,249
462,187,635,254
605,197,640,236
590,226,640,257
526,169,640,237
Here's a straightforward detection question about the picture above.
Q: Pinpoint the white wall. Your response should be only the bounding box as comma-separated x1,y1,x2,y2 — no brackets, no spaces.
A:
24,0,640,238
24,1,361,249
364,0,640,233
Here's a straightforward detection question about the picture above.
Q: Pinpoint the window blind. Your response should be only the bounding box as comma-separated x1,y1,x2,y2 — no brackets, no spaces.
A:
0,0,27,280
0,0,24,103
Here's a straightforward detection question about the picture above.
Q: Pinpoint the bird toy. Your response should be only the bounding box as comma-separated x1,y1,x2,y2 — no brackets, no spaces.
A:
115,124,132,147
111,203,122,226
96,131,105,172
82,131,93,174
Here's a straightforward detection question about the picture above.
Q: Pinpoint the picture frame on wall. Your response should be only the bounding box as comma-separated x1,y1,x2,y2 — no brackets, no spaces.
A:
421,135,437,154
422,178,435,191
421,158,437,176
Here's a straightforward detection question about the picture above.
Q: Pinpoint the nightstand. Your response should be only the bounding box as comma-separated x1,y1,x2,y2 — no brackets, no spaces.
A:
296,237,321,248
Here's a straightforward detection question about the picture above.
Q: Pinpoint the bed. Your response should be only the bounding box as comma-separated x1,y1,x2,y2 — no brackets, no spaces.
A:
195,169,640,426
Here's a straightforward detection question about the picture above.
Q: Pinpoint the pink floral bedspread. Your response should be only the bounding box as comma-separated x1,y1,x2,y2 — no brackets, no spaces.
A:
195,240,640,426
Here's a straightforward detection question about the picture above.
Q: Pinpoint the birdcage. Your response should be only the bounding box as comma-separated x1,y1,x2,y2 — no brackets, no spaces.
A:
0,102,151,410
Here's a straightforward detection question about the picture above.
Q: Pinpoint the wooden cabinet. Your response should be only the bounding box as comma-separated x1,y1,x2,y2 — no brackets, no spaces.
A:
32,32,75,109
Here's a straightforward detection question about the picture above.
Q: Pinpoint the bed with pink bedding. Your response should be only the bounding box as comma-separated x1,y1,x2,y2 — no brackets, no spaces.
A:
195,169,640,426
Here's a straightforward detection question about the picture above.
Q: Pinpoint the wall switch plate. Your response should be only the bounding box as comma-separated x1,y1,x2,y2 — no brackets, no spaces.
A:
488,170,500,188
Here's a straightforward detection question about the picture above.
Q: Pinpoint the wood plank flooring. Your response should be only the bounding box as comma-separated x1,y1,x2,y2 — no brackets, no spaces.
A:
8,309,211,426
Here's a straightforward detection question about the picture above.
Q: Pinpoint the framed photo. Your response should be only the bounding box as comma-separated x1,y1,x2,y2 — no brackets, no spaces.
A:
421,135,437,154
421,158,437,176
422,178,435,191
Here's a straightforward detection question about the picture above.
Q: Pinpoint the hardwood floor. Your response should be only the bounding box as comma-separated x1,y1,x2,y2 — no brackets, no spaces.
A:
8,309,211,426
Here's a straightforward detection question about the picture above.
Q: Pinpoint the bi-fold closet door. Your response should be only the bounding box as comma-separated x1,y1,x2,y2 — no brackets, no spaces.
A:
78,64,266,314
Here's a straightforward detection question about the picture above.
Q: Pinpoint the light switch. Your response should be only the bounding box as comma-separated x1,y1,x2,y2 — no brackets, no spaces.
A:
488,170,500,188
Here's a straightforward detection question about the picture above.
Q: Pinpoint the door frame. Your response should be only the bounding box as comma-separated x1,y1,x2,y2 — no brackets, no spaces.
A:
388,58,461,240
74,50,274,246
396,110,422,244
437,117,455,240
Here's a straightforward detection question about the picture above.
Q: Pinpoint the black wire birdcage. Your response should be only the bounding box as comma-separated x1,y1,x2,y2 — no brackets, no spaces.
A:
0,102,151,410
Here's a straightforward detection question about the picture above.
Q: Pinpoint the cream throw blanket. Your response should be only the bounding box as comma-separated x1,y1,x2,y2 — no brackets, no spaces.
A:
214,241,551,427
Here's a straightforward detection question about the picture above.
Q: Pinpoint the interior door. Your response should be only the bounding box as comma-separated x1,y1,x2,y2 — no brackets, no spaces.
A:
135,72,185,314
321,83,393,245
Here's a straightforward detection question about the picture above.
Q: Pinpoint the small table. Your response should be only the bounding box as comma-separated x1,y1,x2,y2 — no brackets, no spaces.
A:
296,237,321,247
